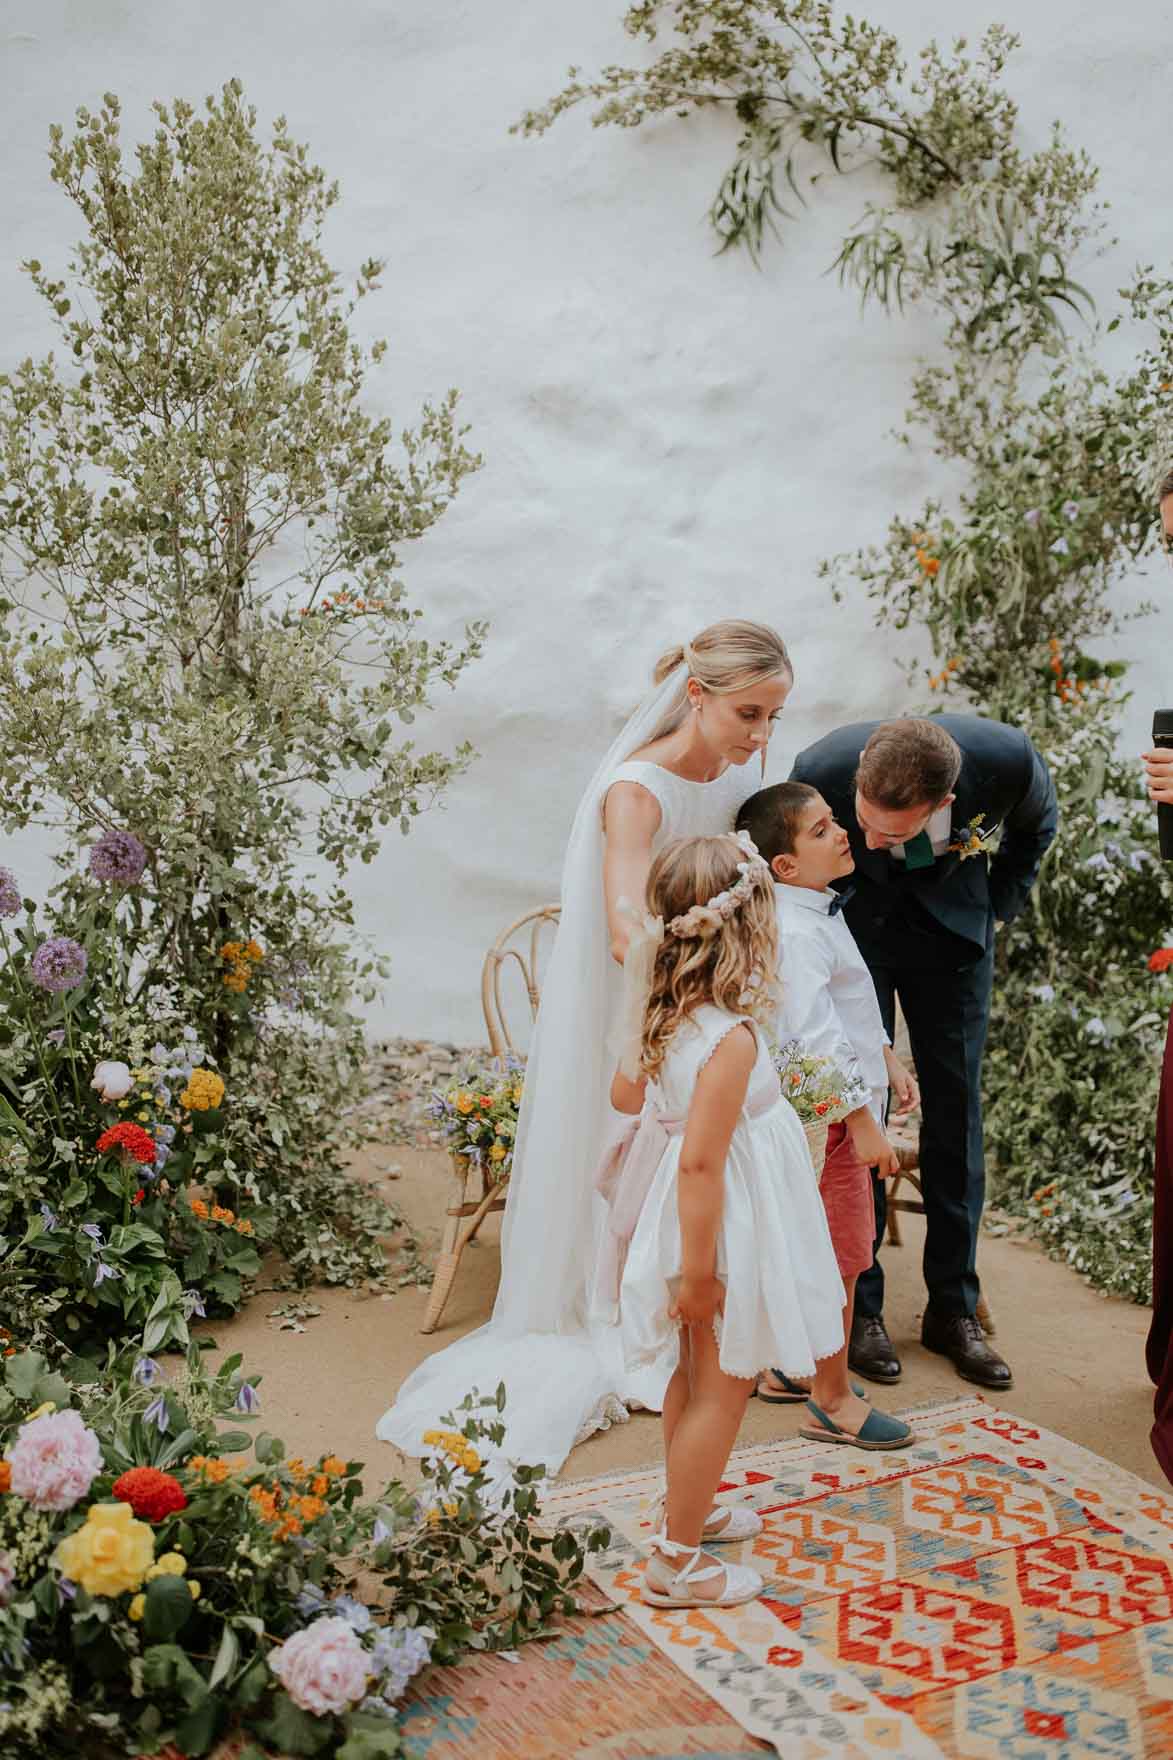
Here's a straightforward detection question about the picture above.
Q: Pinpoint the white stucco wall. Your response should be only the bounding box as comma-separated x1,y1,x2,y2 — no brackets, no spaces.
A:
2,0,1171,1042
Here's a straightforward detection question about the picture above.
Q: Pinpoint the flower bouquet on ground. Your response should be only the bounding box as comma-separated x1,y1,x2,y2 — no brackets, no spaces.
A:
0,1344,607,1759
427,1055,525,1185
772,1039,870,1167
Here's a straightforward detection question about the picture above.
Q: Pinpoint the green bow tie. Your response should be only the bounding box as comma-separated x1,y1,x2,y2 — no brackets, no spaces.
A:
901,829,936,870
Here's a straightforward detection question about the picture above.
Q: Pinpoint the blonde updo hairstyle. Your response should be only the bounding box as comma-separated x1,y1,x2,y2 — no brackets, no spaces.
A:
640,835,779,1080
645,619,793,745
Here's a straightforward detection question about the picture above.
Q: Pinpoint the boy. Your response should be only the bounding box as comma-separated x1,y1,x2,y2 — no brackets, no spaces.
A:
736,781,917,1449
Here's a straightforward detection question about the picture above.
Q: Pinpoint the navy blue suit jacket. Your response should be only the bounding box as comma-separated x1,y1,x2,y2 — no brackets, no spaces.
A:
790,715,1058,953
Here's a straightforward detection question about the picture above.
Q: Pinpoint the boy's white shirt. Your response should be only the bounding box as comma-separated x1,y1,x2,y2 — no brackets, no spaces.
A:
774,882,890,1123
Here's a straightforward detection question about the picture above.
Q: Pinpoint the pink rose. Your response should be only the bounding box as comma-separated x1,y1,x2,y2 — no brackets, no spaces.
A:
8,1409,104,1512
269,1616,370,1716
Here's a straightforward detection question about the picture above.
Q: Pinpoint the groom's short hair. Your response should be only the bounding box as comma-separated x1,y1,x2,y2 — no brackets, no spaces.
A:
736,782,820,866
856,718,962,810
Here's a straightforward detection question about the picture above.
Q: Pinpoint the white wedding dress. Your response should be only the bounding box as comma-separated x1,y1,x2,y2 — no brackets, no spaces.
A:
376,669,765,1475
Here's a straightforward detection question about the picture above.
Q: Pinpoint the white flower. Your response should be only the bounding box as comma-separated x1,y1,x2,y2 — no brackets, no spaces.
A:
1030,983,1056,1003
1084,1017,1107,1038
91,1060,134,1102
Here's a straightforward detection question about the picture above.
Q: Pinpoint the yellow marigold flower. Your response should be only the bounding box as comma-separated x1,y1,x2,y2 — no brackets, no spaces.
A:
511,1085,523,1104
55,1503,154,1598
488,1142,506,1163
128,1593,146,1621
421,1430,440,1447
180,1068,225,1112
155,1551,187,1577
454,1092,475,1115
461,1448,482,1473
320,1455,346,1478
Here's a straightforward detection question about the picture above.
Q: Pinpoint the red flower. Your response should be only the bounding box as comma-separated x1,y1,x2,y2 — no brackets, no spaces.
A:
1149,948,1173,974
96,1121,157,1165
479,1096,493,1110
112,1465,188,1522
132,1188,145,1206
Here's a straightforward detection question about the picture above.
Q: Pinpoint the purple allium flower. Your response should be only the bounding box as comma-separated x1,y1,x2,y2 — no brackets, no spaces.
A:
133,1356,161,1387
1023,508,1041,527
88,829,147,886
29,936,87,993
143,1395,169,1433
234,1382,260,1415
0,868,20,918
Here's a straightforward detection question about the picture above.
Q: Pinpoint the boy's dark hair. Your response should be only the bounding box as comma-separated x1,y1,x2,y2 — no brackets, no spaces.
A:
735,782,821,867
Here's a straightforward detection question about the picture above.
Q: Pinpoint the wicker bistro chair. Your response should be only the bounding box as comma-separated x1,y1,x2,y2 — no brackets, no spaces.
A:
419,905,560,1335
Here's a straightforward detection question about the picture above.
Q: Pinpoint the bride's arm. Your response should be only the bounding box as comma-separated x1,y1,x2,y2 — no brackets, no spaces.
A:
602,781,662,964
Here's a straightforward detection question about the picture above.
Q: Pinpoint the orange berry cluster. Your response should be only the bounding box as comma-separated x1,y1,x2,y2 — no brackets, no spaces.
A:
1030,1181,1057,1216
188,1197,253,1235
298,588,389,618
221,939,264,994
928,657,961,692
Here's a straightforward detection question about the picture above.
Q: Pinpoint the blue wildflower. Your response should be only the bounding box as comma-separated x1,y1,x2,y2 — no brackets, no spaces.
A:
133,1356,161,1387
39,1204,58,1232
331,1596,373,1634
143,1395,169,1433
234,1382,260,1415
1049,536,1070,556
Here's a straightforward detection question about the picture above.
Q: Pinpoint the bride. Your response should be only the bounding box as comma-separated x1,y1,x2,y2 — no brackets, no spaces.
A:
377,620,794,1473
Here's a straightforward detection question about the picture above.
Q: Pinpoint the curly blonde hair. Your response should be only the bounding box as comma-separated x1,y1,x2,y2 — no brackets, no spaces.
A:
640,835,779,1079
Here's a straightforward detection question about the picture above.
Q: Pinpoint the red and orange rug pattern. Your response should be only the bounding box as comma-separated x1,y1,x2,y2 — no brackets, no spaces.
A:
532,1394,1173,1759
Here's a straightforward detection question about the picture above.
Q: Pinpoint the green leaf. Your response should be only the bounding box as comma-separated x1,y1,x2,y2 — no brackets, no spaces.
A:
208,1621,240,1691
174,1693,221,1757
337,1714,406,1760
260,1692,334,1756
142,1571,195,1643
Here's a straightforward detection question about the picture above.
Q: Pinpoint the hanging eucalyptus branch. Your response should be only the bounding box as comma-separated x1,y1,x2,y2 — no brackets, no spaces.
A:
515,1,1100,352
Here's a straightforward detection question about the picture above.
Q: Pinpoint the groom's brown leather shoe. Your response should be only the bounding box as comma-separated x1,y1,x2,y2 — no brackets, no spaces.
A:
848,1313,902,1384
921,1310,1013,1390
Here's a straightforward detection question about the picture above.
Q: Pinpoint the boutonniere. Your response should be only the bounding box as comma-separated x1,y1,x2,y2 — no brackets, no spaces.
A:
948,813,1000,861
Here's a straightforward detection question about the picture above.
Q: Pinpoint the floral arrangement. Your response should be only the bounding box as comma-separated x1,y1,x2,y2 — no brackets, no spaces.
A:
427,1055,525,1181
772,1041,870,1129
0,1344,606,1758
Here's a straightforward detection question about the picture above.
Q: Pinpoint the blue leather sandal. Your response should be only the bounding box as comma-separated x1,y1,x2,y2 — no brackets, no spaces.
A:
755,1370,869,1405
799,1399,914,1451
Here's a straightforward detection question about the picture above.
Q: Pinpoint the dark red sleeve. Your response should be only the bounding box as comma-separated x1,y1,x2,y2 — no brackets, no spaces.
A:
1147,1009,1173,1485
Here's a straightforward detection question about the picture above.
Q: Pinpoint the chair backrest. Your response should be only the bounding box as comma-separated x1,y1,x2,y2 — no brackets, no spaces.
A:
480,904,561,1057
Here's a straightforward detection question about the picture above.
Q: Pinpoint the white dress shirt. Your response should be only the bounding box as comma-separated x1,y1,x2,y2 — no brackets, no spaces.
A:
775,883,890,1121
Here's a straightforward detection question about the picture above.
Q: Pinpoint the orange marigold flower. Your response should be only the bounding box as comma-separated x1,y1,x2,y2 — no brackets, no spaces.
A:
297,1495,327,1524
235,1218,254,1236
274,1515,303,1542
287,1457,307,1484
915,548,941,577
1149,948,1173,974
189,1198,210,1221
320,1455,346,1478
211,1205,235,1226
0,1459,11,1494
311,1474,330,1497
201,1459,231,1485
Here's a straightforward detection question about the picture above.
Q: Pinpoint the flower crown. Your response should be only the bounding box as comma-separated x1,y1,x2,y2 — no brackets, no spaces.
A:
667,831,770,938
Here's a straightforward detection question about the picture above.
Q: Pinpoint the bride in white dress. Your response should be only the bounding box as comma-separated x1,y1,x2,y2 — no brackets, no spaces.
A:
376,620,794,1474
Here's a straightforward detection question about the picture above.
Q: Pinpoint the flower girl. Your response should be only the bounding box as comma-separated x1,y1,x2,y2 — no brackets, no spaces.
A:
602,832,844,1608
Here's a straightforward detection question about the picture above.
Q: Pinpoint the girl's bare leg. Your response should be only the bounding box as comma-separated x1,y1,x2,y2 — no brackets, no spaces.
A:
662,1325,691,1457
809,1274,870,1434
664,1322,753,1549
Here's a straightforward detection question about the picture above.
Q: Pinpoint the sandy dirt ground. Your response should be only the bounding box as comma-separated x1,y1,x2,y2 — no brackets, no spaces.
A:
201,1144,1167,1494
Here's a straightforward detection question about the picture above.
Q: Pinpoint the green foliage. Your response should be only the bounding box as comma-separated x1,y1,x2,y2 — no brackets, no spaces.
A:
515,4,1099,348
0,1347,608,1758
0,82,479,1322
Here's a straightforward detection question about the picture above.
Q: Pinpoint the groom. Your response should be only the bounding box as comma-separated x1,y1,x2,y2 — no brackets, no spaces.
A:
786,715,1058,1389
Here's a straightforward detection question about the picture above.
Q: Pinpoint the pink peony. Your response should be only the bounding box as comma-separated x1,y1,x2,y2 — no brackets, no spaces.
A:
8,1409,104,1512
269,1615,370,1716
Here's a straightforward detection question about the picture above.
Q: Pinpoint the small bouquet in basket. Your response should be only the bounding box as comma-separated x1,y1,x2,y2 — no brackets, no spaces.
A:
772,1038,869,1129
427,1054,525,1182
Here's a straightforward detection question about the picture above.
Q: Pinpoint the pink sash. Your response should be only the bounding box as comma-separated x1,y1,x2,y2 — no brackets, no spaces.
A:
594,1079,780,1312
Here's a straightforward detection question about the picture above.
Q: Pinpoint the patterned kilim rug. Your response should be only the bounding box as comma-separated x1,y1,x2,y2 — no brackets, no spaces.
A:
398,1394,1173,1760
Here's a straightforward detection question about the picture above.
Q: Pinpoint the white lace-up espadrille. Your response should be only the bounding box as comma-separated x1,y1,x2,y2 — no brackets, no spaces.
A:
648,1494,763,1545
641,1534,764,1608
